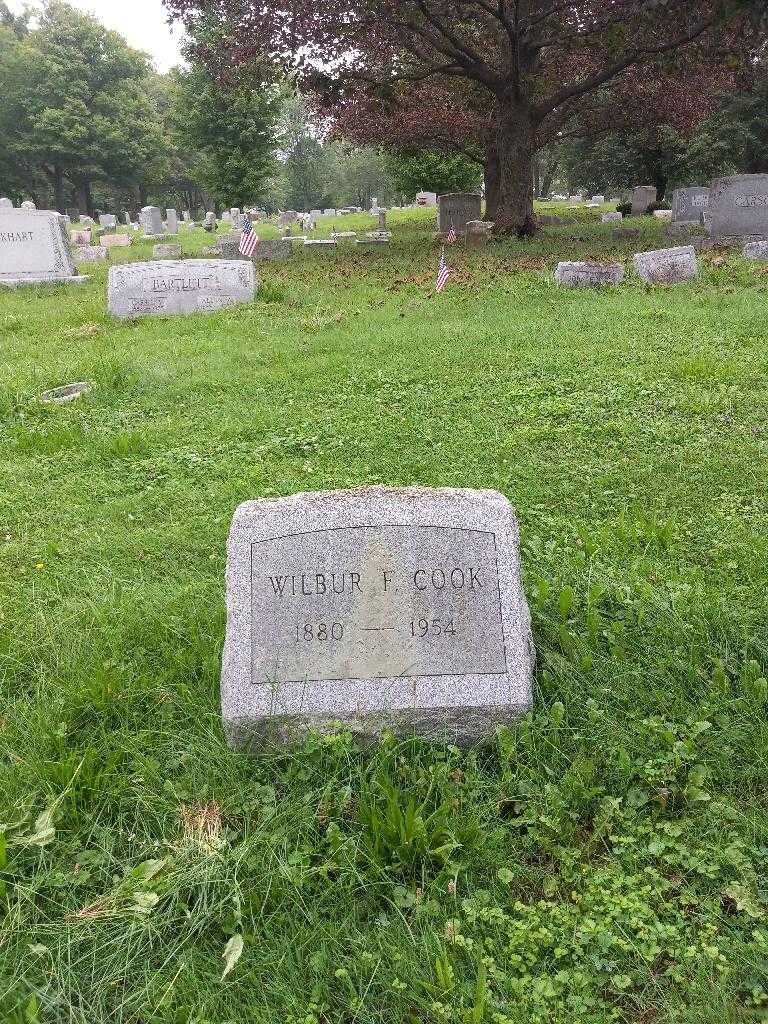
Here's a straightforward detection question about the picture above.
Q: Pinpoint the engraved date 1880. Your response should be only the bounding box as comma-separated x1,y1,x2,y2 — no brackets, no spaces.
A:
292,618,458,643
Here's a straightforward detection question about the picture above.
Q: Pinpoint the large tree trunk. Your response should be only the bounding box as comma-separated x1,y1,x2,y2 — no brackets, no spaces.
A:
540,159,559,199
484,141,500,222
495,101,537,236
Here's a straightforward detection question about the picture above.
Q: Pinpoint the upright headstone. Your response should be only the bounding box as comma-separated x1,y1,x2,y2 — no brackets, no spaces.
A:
230,208,243,230
71,229,92,245
165,209,179,234
631,185,657,216
222,211,232,223
554,262,624,288
108,259,256,318
709,174,768,244
99,214,117,230
0,209,88,287
124,212,132,225
0,198,12,210
323,208,336,216
203,212,217,232
139,206,165,239
183,211,192,222
671,187,709,225
377,210,387,230
591,195,605,204
221,486,534,748
633,245,698,284
66,207,80,222
438,194,482,236
602,212,623,223
416,191,438,208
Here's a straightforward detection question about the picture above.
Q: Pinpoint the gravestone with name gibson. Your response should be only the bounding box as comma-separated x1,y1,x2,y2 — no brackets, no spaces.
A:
108,259,256,318
0,209,88,287
222,486,534,747
438,193,482,235
709,174,768,244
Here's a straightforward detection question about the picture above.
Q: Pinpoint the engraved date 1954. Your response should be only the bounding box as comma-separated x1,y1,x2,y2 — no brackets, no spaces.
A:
292,618,457,643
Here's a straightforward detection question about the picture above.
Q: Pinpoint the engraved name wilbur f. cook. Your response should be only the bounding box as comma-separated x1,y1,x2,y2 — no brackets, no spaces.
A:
222,487,534,748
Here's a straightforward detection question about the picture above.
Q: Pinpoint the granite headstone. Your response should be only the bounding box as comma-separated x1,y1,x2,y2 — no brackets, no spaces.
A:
108,259,256,318
221,486,534,748
708,174,768,244
554,261,624,288
633,245,698,284
0,209,88,287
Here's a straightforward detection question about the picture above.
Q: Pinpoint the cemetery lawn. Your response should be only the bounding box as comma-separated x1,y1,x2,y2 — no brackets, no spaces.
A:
3,207,768,1024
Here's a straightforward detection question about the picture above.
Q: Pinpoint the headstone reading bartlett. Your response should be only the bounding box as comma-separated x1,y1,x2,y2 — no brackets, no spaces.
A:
708,174,768,244
438,193,482,235
221,486,534,748
108,259,256,318
0,209,88,287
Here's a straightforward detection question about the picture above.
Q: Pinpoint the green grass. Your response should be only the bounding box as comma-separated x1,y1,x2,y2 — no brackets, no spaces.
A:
2,206,768,1024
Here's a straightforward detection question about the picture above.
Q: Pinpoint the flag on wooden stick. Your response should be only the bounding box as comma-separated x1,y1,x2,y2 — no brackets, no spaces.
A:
436,246,450,293
239,215,259,257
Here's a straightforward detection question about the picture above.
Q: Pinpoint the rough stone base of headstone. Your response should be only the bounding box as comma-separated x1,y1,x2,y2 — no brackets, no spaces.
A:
222,486,534,749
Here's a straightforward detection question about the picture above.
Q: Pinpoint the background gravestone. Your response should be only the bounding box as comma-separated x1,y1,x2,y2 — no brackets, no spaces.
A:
0,209,88,287
165,209,179,234
709,174,768,244
222,486,534,748
671,187,709,225
438,193,482,235
631,185,657,215
108,259,256,318
140,206,165,239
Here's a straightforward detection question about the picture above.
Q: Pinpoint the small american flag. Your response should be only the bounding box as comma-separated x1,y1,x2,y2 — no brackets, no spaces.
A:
239,215,259,257
436,246,450,293
445,225,457,244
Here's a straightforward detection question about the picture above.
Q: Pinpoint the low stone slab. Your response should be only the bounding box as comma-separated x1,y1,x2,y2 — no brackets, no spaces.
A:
153,244,183,259
108,259,256,319
222,486,534,748
653,210,673,220
304,239,337,248
71,229,91,245
102,234,133,248
602,212,623,223
612,227,641,241
41,382,91,404
633,245,698,284
75,245,108,263
554,261,624,288
743,241,768,260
